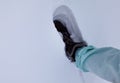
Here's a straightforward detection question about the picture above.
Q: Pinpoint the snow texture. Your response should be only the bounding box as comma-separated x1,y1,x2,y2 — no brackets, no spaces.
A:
0,0,120,83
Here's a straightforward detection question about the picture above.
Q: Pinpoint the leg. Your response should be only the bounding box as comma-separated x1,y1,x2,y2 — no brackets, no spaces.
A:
75,46,120,83
53,5,120,83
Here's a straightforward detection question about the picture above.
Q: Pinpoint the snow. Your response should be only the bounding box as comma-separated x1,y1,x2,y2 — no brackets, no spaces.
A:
0,0,120,83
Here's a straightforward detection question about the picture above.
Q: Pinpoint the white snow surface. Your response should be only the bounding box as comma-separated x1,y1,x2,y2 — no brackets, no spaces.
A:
0,0,120,83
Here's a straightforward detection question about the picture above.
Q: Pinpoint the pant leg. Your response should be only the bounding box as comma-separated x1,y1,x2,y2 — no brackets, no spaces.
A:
75,46,120,83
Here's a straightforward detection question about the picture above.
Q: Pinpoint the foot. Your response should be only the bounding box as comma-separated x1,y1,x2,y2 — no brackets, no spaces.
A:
53,5,87,62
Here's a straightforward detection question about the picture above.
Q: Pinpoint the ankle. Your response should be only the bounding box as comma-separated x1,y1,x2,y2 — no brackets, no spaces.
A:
65,41,87,62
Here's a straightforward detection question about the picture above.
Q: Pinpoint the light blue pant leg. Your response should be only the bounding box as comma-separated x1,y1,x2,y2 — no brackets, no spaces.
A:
75,46,120,83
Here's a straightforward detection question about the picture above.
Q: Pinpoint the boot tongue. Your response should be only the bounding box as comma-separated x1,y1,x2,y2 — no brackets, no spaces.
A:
63,33,74,47
54,20,68,33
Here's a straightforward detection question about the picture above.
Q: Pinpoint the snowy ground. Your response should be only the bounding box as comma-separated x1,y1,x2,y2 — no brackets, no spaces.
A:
0,0,120,83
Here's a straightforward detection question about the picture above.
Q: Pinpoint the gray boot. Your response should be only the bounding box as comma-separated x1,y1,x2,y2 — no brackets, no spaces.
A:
53,5,87,62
